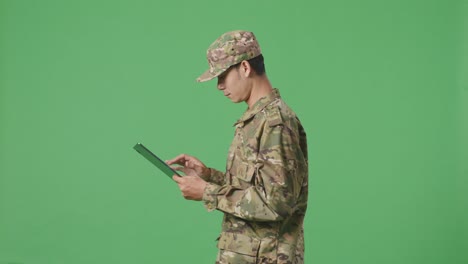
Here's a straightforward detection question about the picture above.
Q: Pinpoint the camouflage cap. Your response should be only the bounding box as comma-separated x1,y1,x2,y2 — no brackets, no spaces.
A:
197,30,262,82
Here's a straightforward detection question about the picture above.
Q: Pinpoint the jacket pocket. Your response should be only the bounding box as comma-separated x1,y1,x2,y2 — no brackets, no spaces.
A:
238,163,256,182
233,163,255,189
217,232,260,257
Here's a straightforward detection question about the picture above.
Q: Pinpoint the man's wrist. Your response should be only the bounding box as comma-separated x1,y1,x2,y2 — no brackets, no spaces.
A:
200,167,212,181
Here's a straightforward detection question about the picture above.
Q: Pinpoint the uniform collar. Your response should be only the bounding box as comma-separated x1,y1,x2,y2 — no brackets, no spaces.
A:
233,88,281,126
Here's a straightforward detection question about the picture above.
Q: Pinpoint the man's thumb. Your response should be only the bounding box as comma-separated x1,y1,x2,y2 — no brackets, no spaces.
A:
172,175,182,183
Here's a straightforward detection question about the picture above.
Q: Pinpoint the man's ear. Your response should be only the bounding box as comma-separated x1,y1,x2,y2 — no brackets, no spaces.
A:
239,60,252,78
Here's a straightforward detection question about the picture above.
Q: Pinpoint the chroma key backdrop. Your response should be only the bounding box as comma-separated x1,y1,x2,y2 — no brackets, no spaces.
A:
1,0,466,264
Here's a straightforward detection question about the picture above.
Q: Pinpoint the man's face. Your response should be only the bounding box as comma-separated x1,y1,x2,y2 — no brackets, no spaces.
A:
216,66,249,103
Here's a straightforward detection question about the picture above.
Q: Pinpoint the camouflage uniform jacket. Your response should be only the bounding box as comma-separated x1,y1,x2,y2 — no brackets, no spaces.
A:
202,89,309,264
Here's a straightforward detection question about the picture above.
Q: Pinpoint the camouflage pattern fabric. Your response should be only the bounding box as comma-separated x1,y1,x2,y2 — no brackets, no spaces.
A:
201,89,309,264
197,30,262,82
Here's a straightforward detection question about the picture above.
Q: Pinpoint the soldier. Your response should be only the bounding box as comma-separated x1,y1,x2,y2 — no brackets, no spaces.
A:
167,30,309,264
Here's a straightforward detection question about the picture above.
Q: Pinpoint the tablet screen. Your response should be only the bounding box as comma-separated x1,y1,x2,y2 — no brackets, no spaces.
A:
133,143,181,178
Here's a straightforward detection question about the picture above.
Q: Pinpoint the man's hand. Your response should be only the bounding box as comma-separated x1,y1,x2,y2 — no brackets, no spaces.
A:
166,154,210,178
172,175,207,201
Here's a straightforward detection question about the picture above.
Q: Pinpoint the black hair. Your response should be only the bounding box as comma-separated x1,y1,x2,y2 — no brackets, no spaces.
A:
232,54,266,76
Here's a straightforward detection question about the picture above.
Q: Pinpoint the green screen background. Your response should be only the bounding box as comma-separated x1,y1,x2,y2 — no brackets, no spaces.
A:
1,0,466,263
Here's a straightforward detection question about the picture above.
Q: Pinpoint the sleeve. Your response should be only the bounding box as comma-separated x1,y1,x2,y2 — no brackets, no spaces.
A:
202,120,303,222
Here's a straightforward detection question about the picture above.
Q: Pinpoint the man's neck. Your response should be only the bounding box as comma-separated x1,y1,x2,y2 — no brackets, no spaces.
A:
246,76,273,109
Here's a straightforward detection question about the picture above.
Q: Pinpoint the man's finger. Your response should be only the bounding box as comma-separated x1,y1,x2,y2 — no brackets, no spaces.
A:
166,154,187,165
172,175,183,183
170,165,185,172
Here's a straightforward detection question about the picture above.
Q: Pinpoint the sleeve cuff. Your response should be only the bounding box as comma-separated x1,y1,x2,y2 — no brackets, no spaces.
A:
202,182,220,212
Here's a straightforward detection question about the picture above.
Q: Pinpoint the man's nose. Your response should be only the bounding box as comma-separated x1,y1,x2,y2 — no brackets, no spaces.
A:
217,80,224,90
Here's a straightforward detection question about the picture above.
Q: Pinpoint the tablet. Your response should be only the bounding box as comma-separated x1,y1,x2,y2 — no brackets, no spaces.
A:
133,143,181,178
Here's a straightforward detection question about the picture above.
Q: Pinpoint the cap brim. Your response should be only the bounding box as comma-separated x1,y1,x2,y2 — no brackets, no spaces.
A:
196,69,216,82
196,67,229,83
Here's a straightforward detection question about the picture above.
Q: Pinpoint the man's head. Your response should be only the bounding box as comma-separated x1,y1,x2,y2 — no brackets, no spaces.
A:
197,30,268,103
197,30,263,83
